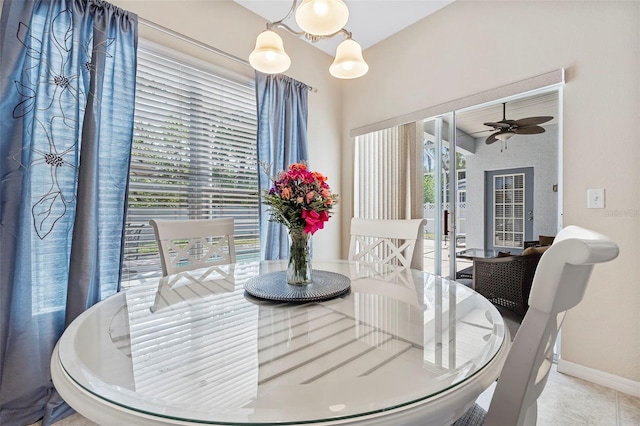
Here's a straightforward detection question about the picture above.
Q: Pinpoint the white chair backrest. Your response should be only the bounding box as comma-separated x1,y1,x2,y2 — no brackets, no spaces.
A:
149,218,236,276
348,218,426,268
485,225,619,426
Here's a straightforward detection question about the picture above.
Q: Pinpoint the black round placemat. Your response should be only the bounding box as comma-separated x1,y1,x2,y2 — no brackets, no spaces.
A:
244,270,351,302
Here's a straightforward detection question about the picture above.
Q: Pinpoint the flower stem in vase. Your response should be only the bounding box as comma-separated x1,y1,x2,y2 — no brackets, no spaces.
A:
287,229,312,285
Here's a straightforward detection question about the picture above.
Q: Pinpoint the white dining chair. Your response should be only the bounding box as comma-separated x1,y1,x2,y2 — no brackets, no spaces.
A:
149,218,236,276
348,218,426,268
453,225,619,426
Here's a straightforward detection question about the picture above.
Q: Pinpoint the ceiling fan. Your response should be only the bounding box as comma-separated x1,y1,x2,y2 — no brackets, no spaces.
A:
483,103,553,145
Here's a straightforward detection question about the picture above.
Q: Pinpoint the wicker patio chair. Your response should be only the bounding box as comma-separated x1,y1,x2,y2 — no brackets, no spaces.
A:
471,251,544,316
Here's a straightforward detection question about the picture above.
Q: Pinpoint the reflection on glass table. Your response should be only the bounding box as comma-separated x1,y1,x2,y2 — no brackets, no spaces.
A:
52,260,510,426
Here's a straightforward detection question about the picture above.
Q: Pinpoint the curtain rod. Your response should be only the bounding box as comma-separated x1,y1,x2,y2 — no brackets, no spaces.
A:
138,18,317,93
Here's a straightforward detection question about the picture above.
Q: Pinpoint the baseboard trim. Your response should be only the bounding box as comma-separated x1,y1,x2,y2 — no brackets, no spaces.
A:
557,358,640,397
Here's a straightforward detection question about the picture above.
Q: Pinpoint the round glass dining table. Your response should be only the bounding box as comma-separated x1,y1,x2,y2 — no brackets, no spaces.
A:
51,260,510,426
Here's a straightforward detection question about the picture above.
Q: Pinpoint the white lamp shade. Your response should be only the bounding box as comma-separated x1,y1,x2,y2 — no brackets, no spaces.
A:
329,39,368,79
249,30,291,74
295,0,349,36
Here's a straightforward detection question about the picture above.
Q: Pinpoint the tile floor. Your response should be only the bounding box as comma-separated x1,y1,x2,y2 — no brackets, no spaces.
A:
478,365,640,425
30,364,640,425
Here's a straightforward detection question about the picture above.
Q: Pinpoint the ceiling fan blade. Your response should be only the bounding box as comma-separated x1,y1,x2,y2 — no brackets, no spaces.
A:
485,132,500,144
514,116,553,126
483,121,510,129
469,129,495,135
514,125,545,135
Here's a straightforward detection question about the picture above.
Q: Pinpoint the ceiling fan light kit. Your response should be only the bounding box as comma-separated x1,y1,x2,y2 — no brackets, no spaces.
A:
494,132,514,142
249,0,369,79
483,102,553,148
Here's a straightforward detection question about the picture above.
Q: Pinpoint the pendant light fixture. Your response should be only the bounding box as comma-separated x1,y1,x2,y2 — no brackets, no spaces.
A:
295,0,349,36
249,0,368,79
329,38,368,79
249,30,291,74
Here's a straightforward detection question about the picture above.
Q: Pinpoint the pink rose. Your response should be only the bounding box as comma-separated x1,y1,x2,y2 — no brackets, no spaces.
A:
306,191,315,203
281,187,292,200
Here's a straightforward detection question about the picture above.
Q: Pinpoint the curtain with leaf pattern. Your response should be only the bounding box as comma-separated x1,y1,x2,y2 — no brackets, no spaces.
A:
0,0,138,424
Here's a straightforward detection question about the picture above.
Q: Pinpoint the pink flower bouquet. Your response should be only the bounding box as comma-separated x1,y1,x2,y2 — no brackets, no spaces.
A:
263,162,338,235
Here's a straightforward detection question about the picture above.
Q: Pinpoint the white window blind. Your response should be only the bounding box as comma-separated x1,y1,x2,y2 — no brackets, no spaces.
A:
122,47,259,284
493,173,525,248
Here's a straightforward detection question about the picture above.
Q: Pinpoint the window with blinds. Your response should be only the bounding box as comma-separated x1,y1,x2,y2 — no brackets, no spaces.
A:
122,46,259,285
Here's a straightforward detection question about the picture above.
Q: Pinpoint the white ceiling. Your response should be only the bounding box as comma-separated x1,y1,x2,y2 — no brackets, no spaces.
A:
234,0,455,55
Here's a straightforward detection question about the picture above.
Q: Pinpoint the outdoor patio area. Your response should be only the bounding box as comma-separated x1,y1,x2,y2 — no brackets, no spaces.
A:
423,237,472,278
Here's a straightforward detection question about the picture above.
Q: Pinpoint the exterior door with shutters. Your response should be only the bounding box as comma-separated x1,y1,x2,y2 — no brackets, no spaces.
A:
484,167,534,252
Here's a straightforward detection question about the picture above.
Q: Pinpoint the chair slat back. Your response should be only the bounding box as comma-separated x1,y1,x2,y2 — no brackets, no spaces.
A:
149,218,236,276
485,226,619,426
348,218,425,268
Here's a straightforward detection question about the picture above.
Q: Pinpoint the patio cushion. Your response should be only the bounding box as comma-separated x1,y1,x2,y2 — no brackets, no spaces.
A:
539,235,556,246
522,245,551,256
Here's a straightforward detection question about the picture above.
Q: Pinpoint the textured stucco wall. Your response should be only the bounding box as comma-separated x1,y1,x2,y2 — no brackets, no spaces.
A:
465,124,559,250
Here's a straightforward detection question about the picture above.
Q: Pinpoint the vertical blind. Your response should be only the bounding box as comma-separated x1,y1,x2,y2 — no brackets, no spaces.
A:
354,127,403,220
354,124,423,220
122,47,260,284
354,123,424,270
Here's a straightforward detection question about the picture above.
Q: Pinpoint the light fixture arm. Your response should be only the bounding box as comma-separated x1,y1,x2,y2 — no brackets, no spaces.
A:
304,27,351,43
267,0,300,35
267,21,304,37
270,22,352,43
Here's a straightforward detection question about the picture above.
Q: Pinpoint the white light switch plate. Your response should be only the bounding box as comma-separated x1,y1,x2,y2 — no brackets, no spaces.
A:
587,189,605,209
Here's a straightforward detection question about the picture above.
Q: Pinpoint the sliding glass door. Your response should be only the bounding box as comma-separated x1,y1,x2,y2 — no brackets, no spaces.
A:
354,87,561,280
422,113,464,278
421,89,561,279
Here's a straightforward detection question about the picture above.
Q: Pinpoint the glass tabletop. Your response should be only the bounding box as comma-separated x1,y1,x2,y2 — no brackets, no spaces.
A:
456,248,503,259
57,260,506,425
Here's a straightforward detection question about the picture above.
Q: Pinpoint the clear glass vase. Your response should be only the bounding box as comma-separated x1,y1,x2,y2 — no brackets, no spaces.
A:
287,228,312,285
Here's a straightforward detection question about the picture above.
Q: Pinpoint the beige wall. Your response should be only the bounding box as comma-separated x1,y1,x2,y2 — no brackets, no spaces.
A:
342,1,640,383
110,0,344,261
